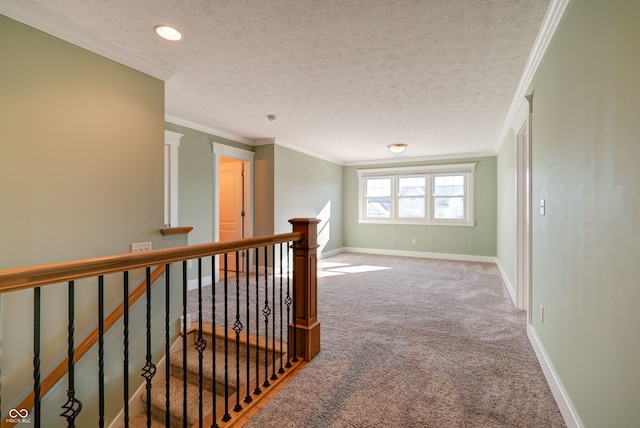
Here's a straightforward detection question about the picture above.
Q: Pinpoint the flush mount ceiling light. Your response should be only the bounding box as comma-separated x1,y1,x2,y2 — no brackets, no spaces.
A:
387,144,408,154
153,25,182,41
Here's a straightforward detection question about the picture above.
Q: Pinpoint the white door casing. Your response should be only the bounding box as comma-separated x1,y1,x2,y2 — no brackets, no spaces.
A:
212,143,254,281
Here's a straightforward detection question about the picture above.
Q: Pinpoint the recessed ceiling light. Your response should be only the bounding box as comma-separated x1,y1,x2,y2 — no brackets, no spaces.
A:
154,25,182,41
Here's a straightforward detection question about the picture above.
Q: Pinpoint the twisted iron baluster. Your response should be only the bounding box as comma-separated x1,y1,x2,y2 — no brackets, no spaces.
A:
123,272,130,427
270,245,278,381
291,246,298,363
262,246,271,388
233,251,243,412
244,249,253,404
196,258,207,428
182,261,188,428
285,244,292,368
141,268,156,428
278,243,285,374
211,256,219,428
253,248,261,396
165,265,171,427
61,281,82,427
222,254,231,422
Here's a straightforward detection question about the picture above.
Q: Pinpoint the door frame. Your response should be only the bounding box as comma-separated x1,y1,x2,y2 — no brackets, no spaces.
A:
515,104,532,319
212,143,254,282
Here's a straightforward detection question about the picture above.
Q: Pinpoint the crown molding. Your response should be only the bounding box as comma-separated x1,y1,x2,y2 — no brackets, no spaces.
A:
252,138,493,167
495,0,572,153
272,139,345,166
252,138,344,165
165,115,255,145
0,1,173,81
344,150,496,167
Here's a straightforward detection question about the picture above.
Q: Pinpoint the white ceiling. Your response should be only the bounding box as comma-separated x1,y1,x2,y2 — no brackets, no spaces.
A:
2,0,552,164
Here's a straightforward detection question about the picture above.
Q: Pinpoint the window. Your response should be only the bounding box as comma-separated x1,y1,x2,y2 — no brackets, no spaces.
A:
433,174,465,219
398,176,426,218
365,178,391,218
357,163,476,226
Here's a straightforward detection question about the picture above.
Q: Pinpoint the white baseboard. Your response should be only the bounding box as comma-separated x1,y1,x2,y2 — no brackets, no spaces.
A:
527,325,583,428
342,246,497,263
318,247,345,259
187,275,213,291
495,259,517,308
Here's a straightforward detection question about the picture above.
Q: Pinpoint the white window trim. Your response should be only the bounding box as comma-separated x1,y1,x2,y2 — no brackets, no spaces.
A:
357,163,476,226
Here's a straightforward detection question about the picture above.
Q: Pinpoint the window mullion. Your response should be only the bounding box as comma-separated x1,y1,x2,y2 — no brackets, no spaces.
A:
427,174,432,221
391,176,397,220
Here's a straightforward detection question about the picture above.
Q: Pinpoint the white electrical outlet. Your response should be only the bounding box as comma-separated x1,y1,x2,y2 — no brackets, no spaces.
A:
187,260,193,268
130,241,152,253
540,305,545,323
411,238,416,245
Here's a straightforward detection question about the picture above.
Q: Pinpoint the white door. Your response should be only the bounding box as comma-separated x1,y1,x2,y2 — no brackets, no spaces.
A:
219,157,245,272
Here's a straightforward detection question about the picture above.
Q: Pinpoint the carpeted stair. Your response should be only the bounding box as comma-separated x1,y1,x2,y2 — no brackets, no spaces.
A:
129,328,282,427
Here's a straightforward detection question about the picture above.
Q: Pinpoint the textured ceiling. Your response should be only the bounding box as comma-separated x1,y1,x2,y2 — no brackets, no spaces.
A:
5,0,551,163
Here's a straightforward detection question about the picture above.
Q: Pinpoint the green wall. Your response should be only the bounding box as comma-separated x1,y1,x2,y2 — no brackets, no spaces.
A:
529,0,640,425
496,130,517,294
343,156,497,257
164,122,253,281
0,16,183,427
254,145,275,237
273,145,344,254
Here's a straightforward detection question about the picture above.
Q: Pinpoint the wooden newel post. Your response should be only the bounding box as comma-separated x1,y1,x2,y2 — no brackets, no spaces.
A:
288,218,321,361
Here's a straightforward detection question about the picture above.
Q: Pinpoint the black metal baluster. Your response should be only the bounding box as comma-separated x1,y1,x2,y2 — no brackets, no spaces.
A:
278,243,285,374
61,281,82,427
291,246,298,364
244,249,252,404
253,248,261,396
98,276,105,428
233,252,243,413
141,268,156,428
165,264,171,428
123,272,130,428
33,287,41,428
196,258,207,428
211,256,219,428
182,261,188,428
285,244,292,369
222,254,231,422
262,246,271,388
270,245,277,381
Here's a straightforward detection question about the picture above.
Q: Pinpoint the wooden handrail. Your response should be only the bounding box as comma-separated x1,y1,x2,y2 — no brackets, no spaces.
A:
0,232,303,294
1,265,165,428
0,226,315,426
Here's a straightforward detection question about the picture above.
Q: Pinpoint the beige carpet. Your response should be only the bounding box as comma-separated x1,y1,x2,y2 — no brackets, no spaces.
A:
237,252,565,428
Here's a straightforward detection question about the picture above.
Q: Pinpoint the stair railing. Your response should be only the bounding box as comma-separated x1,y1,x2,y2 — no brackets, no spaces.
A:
1,264,166,428
0,218,321,428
